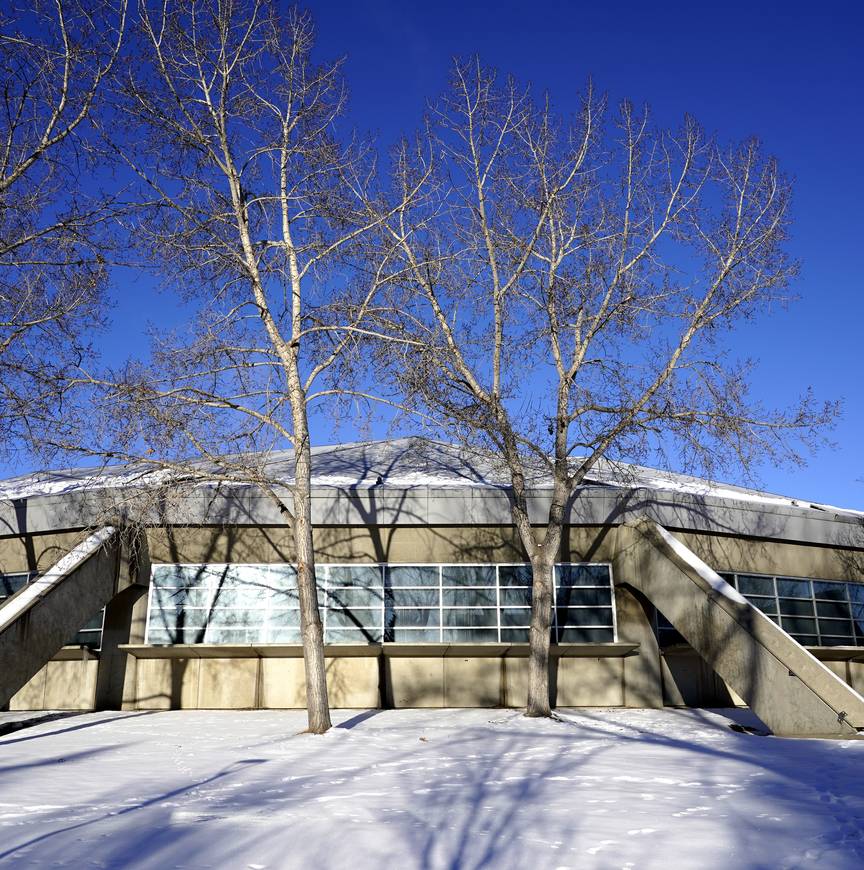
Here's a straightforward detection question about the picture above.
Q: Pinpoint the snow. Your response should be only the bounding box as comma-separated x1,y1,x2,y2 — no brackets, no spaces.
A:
1,707,863,869
1,436,862,518
0,527,115,630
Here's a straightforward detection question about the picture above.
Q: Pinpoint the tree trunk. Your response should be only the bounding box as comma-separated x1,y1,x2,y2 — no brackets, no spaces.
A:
292,425,332,734
526,555,555,717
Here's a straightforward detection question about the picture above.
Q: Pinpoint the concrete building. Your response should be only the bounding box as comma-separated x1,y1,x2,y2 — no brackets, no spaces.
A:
2,438,864,736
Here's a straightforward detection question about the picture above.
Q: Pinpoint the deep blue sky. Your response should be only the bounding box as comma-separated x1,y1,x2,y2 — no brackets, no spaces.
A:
73,1,864,506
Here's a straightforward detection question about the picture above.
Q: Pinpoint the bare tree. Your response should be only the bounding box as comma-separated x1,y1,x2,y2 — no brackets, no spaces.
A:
376,61,836,717
0,0,127,460
69,1,423,733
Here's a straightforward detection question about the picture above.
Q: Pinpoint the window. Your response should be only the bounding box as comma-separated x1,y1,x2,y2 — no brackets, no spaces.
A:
0,571,104,650
0,571,31,600
146,562,617,645
655,571,864,648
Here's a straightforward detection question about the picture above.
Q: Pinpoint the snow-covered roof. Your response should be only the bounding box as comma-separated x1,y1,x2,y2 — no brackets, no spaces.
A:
1,436,860,519
0,438,862,549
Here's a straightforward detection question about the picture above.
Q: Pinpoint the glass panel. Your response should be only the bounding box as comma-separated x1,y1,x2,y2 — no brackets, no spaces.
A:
500,587,532,607
386,587,439,607
556,586,612,608
386,608,439,628
777,578,811,599
816,600,853,619
812,581,848,600
441,566,496,587
208,585,272,608
266,627,302,643
385,566,439,587
153,586,215,608
847,585,864,604
203,627,253,644
736,575,775,596
325,627,382,644
498,565,531,586
146,629,175,645
0,573,29,598
442,608,497,627
159,607,209,630
267,609,301,628
270,587,300,607
718,572,735,585
327,566,383,588
207,609,262,628
217,565,272,589
327,608,381,629
269,565,298,587
151,564,215,589
778,598,815,617
790,634,819,646
161,625,206,644
79,613,104,631
819,635,855,647
326,587,384,608
442,628,498,642
556,565,611,587
556,607,613,627
747,596,778,615
780,616,817,634
557,627,615,643
442,588,496,607
501,607,531,627
501,628,529,643
387,628,440,642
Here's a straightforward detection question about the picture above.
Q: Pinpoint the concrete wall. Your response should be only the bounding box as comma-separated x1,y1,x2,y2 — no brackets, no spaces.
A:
121,652,637,711
9,655,99,711
4,523,863,582
0,530,89,574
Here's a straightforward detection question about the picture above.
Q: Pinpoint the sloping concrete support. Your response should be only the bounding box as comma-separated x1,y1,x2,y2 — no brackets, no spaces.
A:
0,527,134,709
615,519,864,737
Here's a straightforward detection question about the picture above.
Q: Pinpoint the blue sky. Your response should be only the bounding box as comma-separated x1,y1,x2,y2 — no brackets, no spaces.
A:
44,1,864,506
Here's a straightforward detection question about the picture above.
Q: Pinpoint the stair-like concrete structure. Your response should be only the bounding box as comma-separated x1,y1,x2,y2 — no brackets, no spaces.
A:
615,519,864,737
0,527,125,709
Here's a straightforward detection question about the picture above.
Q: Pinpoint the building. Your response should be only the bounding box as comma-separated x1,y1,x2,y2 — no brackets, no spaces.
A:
2,438,864,737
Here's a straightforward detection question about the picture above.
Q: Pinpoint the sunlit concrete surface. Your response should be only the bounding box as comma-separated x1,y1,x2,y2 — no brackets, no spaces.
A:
1,708,863,869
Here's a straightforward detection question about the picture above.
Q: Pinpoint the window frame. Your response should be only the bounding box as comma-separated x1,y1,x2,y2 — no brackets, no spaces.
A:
145,561,618,646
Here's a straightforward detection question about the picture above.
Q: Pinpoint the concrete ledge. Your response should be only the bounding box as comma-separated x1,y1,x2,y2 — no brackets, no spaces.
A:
807,647,864,663
51,646,99,662
118,642,639,660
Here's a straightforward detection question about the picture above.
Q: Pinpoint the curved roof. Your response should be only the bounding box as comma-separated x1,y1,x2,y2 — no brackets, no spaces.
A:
1,437,862,548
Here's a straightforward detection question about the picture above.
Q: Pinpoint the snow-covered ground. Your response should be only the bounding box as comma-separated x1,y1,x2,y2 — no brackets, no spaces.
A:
1,708,862,869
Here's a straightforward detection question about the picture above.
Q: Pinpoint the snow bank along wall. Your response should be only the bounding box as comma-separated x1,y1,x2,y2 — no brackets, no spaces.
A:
3,517,864,727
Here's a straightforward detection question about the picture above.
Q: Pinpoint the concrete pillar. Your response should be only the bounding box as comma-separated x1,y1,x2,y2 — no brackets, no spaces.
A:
614,585,664,708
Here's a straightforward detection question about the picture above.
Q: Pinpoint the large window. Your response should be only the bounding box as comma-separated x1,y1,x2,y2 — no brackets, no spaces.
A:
656,572,864,648
0,571,104,650
145,563,616,646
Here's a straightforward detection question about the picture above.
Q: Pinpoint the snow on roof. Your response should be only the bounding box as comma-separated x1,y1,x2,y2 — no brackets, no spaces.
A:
0,436,861,519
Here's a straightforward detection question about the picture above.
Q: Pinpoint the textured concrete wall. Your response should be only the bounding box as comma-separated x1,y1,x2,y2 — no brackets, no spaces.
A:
117,652,638,711
0,530,88,574
138,523,864,585
3,523,862,582
9,658,99,710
